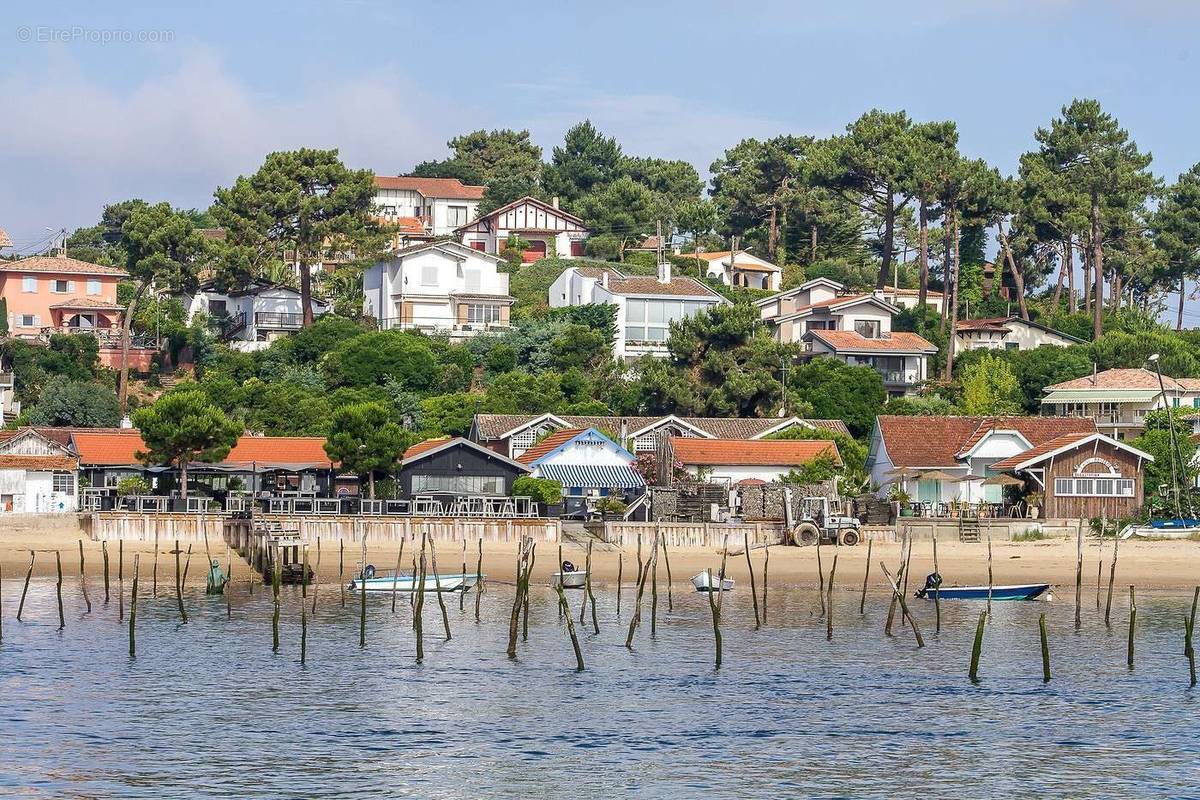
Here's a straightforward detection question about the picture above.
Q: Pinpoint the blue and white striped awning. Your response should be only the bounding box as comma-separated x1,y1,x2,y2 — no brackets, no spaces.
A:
536,463,645,490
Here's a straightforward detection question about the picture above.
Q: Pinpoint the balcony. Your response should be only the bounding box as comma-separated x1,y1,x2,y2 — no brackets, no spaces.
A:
0,372,13,389
38,326,156,349
255,312,305,330
376,316,509,337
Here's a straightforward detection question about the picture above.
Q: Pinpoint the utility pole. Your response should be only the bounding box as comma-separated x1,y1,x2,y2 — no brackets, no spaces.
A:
730,235,740,286
779,357,790,418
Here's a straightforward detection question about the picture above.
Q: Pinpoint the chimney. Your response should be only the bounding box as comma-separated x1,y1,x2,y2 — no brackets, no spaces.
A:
1092,362,1097,385
601,270,610,289
551,196,560,210
657,259,671,284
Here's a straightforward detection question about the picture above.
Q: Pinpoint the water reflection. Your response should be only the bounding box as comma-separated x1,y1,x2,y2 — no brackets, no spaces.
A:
0,581,1197,797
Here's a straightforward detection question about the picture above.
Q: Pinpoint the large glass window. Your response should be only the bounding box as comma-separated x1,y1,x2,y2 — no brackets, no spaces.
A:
625,299,714,342
467,304,501,324
854,319,880,338
410,474,505,495
53,472,75,494
447,205,468,226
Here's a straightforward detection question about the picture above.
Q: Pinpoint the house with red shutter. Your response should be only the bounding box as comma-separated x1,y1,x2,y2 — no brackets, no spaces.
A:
457,196,590,261
372,175,486,239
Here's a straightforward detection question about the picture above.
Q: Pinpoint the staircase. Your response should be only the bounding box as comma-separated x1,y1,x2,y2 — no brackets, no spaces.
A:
958,515,980,543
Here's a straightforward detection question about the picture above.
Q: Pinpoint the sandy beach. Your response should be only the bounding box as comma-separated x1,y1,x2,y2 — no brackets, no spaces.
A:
3,527,1199,594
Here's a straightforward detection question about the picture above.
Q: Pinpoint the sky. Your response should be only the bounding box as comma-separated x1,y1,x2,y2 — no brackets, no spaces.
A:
3,0,1200,301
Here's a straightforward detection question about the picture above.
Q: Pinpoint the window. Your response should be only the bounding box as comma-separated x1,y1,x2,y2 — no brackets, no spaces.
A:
624,299,714,342
410,474,505,495
379,205,397,217
19,314,39,327
209,299,227,316
86,279,101,296
1005,342,1019,350
1173,397,1181,408
854,319,880,338
447,205,468,226
421,266,438,287
52,279,72,294
413,206,423,217
1054,476,1135,497
22,276,36,292
470,241,486,252
53,472,75,494
467,304,501,325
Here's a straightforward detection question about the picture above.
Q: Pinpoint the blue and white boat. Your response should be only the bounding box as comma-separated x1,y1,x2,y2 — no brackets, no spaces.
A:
1120,519,1200,540
347,573,482,594
916,583,1050,601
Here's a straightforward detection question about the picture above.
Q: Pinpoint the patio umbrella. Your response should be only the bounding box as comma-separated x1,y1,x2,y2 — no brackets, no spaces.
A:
981,474,1024,487
960,474,987,482
886,467,923,480
918,470,960,482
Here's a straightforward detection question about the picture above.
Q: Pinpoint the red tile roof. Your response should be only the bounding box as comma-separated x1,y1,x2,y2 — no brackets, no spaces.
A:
875,416,1096,468
1047,367,1190,391
0,454,78,470
377,216,427,235
403,438,451,459
809,330,937,353
671,437,842,467
605,275,723,299
990,432,1097,470
517,428,586,465
72,431,332,467
71,430,146,465
955,317,1012,333
373,176,486,200
0,255,128,276
49,297,124,310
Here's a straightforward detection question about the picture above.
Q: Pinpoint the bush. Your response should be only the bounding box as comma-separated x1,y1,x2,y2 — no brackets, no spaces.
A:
513,476,563,505
116,476,150,497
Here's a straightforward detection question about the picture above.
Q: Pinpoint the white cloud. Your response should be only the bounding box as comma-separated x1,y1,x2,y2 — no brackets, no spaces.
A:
0,49,467,247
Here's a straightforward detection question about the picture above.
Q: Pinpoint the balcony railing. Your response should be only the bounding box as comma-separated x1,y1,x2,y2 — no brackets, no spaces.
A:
38,326,156,349
376,317,509,334
0,372,13,389
255,312,305,330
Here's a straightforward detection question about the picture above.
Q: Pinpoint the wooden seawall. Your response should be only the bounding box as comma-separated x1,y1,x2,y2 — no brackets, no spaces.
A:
604,521,787,549
81,513,561,545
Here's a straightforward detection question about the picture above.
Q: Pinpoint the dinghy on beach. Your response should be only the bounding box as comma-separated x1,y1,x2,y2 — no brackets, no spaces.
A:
690,571,734,593
347,572,482,593
1119,519,1200,540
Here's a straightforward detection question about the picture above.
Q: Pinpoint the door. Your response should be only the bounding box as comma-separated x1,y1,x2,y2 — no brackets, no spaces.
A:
523,240,547,263
570,240,585,257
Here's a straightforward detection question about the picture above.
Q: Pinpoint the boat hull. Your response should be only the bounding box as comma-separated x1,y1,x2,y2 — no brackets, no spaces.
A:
1121,521,1200,540
551,571,588,589
919,583,1050,601
690,572,734,592
347,573,482,593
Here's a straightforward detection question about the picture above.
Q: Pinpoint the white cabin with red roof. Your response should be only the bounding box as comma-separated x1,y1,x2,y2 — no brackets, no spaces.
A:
372,176,486,238
457,196,589,261
688,250,781,291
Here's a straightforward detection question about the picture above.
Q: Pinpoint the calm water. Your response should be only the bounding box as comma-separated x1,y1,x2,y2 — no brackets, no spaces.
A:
1,578,1198,798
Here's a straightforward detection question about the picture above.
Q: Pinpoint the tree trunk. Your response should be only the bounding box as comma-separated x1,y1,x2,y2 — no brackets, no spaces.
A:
117,281,150,417
180,460,189,500
1111,272,1122,313
809,224,817,264
299,256,314,327
1178,277,1186,332
996,223,1029,320
877,191,895,290
1052,241,1067,308
1066,237,1076,313
917,200,930,310
767,205,778,263
776,202,787,267
944,208,959,381
939,218,953,331
1091,192,1104,340
1082,243,1092,317
368,471,376,500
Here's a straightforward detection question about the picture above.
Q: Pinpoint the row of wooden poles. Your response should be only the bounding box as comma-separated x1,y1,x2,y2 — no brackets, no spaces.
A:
0,528,1197,686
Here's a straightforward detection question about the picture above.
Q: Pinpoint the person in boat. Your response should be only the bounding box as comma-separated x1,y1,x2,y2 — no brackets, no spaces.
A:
561,560,577,574
915,571,942,599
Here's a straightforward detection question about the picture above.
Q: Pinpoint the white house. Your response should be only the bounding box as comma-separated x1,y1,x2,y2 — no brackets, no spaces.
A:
0,428,78,514
874,285,943,311
754,278,936,396
181,280,328,352
1041,367,1200,440
686,250,782,291
372,176,486,238
362,240,514,339
457,196,589,261
670,437,842,486
549,262,725,360
955,316,1083,352
516,427,644,516
867,415,1096,506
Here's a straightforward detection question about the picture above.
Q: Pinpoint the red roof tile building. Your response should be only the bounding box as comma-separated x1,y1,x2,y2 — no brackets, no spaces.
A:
458,196,590,262
1041,367,1200,439
372,175,486,239
671,437,841,474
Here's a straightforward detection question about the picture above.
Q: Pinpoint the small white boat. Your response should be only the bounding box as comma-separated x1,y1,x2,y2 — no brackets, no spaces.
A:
1120,520,1200,540
551,571,588,589
347,573,482,593
691,571,734,592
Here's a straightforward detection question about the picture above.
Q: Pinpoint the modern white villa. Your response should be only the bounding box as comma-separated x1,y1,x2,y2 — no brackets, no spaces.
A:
180,280,329,352
372,175,486,239
955,316,1082,352
362,240,514,339
1040,367,1200,439
686,250,782,290
549,262,725,359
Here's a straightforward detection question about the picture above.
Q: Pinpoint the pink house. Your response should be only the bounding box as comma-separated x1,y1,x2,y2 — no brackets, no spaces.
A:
0,253,154,371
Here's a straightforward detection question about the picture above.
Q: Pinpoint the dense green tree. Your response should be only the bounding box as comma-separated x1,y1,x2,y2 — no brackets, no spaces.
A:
958,352,1023,415
906,121,959,307
1131,409,1198,515
1152,164,1200,330
709,136,809,263
577,176,660,260
322,330,437,390
324,402,413,498
428,129,544,213
118,202,207,412
484,371,567,414
789,358,886,438
419,392,479,437
622,156,704,215
132,389,241,499
213,148,377,328
543,121,624,207
28,377,120,427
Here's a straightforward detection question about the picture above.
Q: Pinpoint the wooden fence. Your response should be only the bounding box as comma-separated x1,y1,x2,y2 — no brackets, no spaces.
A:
603,521,787,549
81,513,560,545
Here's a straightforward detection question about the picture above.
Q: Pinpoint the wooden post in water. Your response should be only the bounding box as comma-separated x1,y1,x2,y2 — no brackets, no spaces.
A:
900,527,913,616
985,529,993,618
860,538,872,616
301,545,309,666
174,540,188,624
650,532,659,638
616,551,623,617
880,562,923,647
118,540,124,622
1096,517,1105,610
825,552,838,641
77,539,92,614
931,533,941,633
624,535,654,650
54,551,65,631
459,539,467,613
359,536,368,649
391,540,404,614
1185,586,1198,687
1074,519,1083,630
17,552,34,621
272,545,282,653
182,544,194,589
745,532,760,630
761,544,769,625
474,537,483,623
885,536,908,637
968,610,986,682
152,530,159,597
101,541,110,604
1039,612,1051,683
414,533,427,662
1105,528,1120,627
661,532,674,613
128,554,139,658
1127,584,1136,670
429,537,452,641
706,568,722,669
339,539,346,609
816,535,826,618
583,539,599,635
716,534,729,615
506,537,529,659
554,579,585,671
521,542,536,642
